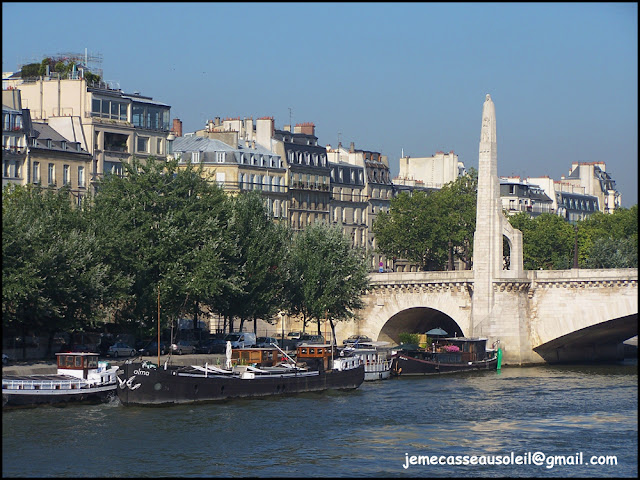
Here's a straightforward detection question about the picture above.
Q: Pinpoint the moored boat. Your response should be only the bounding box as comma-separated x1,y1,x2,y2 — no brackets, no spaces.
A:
391,337,498,376
2,352,118,409
340,341,392,381
116,343,364,406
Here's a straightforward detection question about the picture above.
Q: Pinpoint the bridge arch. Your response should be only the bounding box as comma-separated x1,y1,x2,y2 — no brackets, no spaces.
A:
377,307,465,344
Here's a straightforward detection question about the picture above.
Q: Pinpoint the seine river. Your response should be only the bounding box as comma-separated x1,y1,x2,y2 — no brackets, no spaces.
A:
2,361,637,478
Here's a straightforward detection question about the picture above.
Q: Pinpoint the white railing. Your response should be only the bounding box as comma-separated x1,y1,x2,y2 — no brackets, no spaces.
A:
2,379,86,391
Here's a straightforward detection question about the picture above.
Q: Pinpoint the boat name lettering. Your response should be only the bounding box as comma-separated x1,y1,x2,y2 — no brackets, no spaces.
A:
133,369,150,376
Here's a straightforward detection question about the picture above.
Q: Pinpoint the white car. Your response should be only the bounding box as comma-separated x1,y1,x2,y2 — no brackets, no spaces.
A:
107,342,137,358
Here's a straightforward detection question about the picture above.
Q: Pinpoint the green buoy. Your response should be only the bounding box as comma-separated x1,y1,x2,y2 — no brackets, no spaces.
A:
496,347,503,370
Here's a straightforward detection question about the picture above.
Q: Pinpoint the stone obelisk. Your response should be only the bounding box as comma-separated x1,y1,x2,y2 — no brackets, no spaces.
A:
471,94,523,339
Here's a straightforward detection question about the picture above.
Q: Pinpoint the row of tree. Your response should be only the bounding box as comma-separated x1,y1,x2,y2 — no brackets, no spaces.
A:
2,157,370,355
373,168,637,271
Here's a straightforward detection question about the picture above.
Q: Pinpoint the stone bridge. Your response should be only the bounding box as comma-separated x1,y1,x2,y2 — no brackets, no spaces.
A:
333,268,638,365
334,95,637,365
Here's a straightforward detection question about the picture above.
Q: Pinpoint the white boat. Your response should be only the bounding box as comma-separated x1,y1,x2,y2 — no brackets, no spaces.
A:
341,341,392,381
2,352,118,409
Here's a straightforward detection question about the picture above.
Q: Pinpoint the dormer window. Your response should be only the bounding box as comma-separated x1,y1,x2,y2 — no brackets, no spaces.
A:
46,139,52,149
61,141,66,150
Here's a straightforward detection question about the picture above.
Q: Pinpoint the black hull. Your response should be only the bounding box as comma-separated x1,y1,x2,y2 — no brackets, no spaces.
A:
117,363,365,406
391,354,498,376
2,386,116,409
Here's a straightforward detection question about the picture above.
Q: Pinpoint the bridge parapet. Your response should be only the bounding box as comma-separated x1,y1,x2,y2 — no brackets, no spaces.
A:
368,270,473,293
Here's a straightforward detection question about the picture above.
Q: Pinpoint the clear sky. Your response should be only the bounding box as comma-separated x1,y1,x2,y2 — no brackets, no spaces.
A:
3,2,637,206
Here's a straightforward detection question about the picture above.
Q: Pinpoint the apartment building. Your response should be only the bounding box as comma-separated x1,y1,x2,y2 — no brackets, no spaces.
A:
499,177,555,217
5,70,172,193
3,89,92,202
396,150,466,188
170,134,287,219
326,143,368,249
325,141,394,272
560,162,621,214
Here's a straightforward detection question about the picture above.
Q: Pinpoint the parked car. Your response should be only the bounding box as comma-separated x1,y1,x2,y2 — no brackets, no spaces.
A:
196,338,227,354
295,334,325,347
171,340,196,355
343,335,373,345
223,332,256,349
139,341,168,356
107,342,137,358
286,331,302,340
255,336,279,348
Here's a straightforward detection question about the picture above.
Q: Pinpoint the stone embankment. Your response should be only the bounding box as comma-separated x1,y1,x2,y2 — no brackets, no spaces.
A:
2,354,228,376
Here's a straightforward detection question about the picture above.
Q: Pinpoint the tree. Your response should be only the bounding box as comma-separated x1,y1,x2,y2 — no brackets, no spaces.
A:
2,184,110,356
508,212,575,269
373,169,478,271
579,205,638,268
285,223,370,344
86,156,239,338
226,191,291,334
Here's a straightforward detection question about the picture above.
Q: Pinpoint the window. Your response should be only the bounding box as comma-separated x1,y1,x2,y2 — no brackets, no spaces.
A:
33,162,40,183
216,172,225,187
137,136,149,153
104,132,128,152
92,98,129,121
48,163,55,185
157,138,162,155
130,103,169,129
192,151,200,163
104,161,123,176
63,165,70,185
216,152,225,163
78,166,85,188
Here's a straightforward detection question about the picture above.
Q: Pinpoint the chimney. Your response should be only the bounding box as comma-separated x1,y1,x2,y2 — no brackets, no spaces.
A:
251,140,255,149
172,118,183,137
214,117,221,126
296,122,315,136
349,142,355,153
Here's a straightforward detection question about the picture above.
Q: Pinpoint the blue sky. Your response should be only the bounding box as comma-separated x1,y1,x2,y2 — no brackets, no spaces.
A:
3,2,637,206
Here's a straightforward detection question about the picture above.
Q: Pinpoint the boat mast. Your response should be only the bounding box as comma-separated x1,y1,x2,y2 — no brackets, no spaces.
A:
157,285,161,367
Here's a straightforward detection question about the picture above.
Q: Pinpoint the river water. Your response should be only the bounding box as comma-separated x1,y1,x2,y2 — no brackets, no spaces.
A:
2,361,637,478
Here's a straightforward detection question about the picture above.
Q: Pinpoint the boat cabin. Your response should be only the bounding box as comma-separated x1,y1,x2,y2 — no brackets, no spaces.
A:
296,344,335,370
231,348,281,367
437,337,489,362
55,352,102,380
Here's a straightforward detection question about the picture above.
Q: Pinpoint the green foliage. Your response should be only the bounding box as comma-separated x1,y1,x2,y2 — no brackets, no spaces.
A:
285,223,370,341
508,212,575,269
86,156,238,336
373,169,477,270
84,71,101,83
226,191,291,332
398,332,420,345
509,205,638,270
579,206,638,268
2,184,110,349
20,63,40,78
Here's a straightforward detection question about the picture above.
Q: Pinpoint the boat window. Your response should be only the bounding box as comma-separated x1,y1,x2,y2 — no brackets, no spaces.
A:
75,356,82,367
300,348,307,355
309,348,315,354
317,349,323,355
87,357,98,368
65,356,74,367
